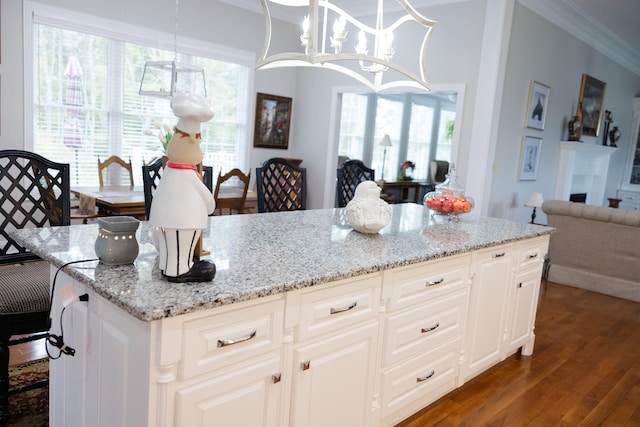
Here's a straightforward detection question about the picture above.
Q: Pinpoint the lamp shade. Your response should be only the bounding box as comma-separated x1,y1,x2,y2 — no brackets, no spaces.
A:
525,192,544,208
379,134,392,147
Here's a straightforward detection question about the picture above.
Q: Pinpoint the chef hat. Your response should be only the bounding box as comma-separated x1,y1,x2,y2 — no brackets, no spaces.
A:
170,93,214,135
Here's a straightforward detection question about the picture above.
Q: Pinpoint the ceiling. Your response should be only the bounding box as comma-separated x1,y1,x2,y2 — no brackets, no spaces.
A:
224,0,640,75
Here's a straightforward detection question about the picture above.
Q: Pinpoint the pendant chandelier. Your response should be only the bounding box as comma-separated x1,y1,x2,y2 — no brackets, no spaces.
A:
257,0,437,92
139,0,206,98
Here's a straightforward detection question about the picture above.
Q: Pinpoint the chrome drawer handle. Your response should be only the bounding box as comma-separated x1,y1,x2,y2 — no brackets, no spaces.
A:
426,278,444,287
493,252,506,258
421,322,440,333
416,370,435,382
330,301,357,314
217,329,257,347
527,253,538,259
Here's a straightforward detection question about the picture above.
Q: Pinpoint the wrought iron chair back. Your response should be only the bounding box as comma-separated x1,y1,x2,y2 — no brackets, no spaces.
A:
336,159,375,208
256,158,307,213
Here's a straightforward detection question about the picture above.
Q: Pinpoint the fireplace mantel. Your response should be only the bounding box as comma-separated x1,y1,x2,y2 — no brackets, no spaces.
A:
554,141,617,206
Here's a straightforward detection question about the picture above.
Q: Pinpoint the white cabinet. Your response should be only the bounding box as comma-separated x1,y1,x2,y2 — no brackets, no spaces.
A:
379,253,471,426
617,189,640,210
50,236,549,427
463,243,514,380
620,97,640,196
507,237,548,355
287,274,381,427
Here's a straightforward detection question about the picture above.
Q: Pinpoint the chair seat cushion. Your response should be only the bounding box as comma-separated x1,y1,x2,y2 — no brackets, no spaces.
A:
0,261,50,315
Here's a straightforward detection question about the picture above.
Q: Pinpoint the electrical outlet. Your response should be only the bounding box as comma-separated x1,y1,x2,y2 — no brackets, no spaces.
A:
60,284,78,307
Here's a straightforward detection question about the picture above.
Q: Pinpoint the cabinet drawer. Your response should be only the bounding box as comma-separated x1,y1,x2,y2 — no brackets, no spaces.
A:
383,290,466,367
295,274,381,342
516,236,548,272
386,253,470,311
381,339,460,421
617,190,640,202
181,297,284,379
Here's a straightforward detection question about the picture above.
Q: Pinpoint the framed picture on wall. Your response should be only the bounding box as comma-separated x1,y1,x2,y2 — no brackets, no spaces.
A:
525,81,550,130
518,136,542,181
253,92,292,149
578,74,606,137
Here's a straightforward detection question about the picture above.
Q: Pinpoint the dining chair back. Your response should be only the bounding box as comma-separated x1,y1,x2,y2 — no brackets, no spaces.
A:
202,165,214,193
213,168,251,215
0,150,70,424
98,155,134,188
336,159,375,208
141,157,163,220
256,158,307,213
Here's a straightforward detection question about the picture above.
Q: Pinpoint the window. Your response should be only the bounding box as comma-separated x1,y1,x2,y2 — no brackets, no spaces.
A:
28,4,252,187
337,92,457,183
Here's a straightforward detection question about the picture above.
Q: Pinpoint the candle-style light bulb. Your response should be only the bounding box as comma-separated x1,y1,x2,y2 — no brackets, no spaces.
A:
356,30,368,55
300,15,311,52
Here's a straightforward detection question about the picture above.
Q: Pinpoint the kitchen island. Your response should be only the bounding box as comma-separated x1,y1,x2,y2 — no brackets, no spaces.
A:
10,204,552,426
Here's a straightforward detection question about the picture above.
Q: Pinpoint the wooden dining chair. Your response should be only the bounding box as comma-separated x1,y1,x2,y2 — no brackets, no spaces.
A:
256,158,307,213
0,150,70,424
213,168,251,215
141,157,163,220
336,159,375,208
98,155,134,188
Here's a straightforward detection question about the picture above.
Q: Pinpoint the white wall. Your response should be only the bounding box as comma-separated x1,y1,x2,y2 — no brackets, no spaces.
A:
491,4,640,224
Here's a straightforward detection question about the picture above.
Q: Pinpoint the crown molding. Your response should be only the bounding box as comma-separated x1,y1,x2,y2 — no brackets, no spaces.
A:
518,0,640,76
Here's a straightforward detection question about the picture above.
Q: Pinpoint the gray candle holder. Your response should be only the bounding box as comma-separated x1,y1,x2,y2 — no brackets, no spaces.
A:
95,216,140,265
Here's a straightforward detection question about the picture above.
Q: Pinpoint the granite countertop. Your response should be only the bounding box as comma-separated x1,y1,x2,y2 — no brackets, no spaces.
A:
8,204,553,322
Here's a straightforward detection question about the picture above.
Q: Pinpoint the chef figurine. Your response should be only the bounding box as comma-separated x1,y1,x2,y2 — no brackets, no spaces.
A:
149,93,216,283
345,181,392,234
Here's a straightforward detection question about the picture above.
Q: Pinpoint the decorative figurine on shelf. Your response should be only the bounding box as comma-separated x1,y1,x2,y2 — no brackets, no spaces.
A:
568,101,582,141
567,116,582,141
399,160,416,181
149,93,216,283
602,110,612,146
345,181,391,234
609,126,621,147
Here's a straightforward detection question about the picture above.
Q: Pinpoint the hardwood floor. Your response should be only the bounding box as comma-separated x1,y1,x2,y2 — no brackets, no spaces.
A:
9,281,640,425
397,280,640,426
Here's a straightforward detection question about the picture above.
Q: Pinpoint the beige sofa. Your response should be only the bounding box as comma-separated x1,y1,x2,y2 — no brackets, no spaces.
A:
542,200,640,302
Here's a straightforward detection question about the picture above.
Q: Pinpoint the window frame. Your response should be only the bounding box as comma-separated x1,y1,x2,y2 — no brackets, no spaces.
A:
23,1,255,179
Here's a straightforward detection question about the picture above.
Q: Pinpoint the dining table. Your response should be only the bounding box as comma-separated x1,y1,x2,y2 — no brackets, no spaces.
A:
71,185,146,219
71,185,257,220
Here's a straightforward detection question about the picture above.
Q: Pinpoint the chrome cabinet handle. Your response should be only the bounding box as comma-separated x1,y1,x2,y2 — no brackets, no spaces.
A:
416,370,435,382
301,360,310,371
217,329,257,347
272,373,281,384
421,322,440,333
426,278,444,287
330,301,357,314
493,252,506,258
527,253,538,259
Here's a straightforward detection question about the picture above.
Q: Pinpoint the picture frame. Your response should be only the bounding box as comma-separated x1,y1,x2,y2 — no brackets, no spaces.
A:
253,92,292,149
518,136,542,181
525,81,550,130
578,74,606,137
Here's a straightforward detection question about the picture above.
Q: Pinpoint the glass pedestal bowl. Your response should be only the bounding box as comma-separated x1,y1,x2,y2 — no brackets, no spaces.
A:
423,164,473,222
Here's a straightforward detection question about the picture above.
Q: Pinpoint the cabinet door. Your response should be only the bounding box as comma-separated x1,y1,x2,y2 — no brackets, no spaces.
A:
508,269,541,355
463,245,514,380
290,321,378,427
174,354,283,427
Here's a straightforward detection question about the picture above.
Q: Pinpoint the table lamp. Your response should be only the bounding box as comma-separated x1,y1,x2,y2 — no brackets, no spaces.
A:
525,192,544,224
379,134,392,180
